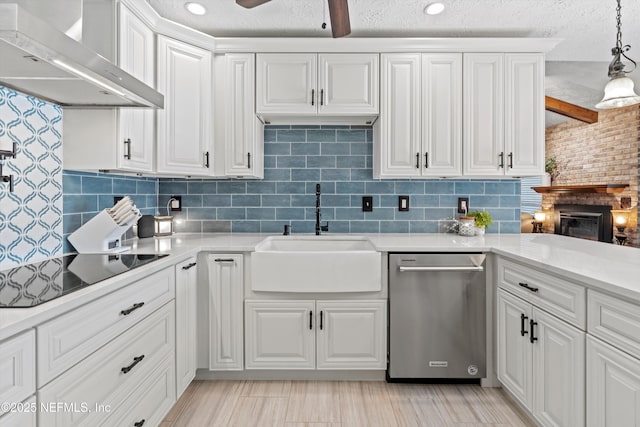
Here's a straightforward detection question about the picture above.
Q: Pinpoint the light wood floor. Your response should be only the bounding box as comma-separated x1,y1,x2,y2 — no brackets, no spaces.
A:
161,380,537,427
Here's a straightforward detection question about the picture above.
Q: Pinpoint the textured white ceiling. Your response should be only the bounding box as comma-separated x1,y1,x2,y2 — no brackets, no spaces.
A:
148,0,640,62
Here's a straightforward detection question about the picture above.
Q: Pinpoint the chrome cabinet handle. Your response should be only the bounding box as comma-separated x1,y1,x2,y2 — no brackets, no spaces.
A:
124,138,132,160
508,152,513,169
399,266,484,272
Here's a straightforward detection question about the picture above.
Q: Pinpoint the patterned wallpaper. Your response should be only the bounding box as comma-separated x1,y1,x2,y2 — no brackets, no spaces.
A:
159,125,521,234
62,171,158,254
0,86,63,269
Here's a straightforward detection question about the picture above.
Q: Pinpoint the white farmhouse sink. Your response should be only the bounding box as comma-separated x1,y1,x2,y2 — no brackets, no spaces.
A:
251,236,382,293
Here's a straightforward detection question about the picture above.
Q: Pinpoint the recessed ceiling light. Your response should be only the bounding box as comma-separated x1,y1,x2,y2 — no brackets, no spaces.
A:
424,2,445,15
185,2,207,15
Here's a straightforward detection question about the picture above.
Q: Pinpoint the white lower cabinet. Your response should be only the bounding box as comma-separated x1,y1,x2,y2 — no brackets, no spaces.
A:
0,396,36,427
245,299,386,370
38,302,175,427
175,257,198,397
208,254,244,370
587,335,640,427
497,288,584,427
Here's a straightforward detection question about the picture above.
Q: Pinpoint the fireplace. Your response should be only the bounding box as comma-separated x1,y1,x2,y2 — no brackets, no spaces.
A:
554,204,613,243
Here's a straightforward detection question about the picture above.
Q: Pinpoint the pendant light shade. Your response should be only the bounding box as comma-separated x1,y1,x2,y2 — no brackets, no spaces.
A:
596,76,640,109
596,0,640,110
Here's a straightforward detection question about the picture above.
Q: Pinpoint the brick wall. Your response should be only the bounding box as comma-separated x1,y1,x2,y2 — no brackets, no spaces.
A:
542,104,640,246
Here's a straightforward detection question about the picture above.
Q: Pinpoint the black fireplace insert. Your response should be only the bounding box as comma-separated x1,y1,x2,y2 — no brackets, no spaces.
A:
554,204,613,243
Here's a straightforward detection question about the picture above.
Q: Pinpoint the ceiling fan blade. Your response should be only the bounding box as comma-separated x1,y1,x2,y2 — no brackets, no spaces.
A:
328,0,351,38
236,0,272,9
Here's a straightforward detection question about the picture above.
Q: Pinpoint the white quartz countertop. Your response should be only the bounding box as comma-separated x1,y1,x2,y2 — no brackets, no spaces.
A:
2,232,640,342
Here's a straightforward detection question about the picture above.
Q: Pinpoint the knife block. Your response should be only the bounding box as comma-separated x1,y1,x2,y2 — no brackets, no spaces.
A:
67,209,140,253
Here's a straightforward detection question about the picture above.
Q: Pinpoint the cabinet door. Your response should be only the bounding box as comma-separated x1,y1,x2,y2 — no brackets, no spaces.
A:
532,307,585,427
316,300,386,370
505,53,545,176
256,53,317,115
497,289,533,411
208,255,244,371
221,54,264,178
118,4,155,172
463,53,505,176
175,257,197,396
374,53,421,178
318,54,379,115
245,300,315,369
422,53,462,177
587,335,640,427
157,35,212,175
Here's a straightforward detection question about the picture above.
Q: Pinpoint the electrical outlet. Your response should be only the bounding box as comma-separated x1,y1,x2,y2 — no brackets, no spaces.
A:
458,197,469,214
362,196,373,212
398,196,409,211
170,195,182,212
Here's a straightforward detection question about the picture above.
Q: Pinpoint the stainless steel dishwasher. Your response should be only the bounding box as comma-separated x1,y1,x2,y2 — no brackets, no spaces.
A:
388,253,486,380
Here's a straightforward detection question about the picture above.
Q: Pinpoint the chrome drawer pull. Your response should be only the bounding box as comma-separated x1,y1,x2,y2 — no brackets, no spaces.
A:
399,266,484,272
121,355,145,374
518,282,539,293
120,302,145,316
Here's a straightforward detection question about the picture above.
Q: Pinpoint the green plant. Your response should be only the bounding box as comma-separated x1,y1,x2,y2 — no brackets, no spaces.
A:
468,210,493,229
545,156,559,178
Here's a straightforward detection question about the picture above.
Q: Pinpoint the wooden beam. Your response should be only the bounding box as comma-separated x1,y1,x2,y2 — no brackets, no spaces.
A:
545,96,599,124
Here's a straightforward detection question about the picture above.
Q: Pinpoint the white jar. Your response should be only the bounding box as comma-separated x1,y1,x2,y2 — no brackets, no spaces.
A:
458,217,476,236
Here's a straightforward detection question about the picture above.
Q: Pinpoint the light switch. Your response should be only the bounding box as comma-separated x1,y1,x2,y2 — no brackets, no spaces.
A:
362,196,373,212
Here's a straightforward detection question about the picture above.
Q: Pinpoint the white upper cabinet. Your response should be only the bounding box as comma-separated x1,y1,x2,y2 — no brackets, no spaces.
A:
63,3,155,173
505,54,545,176
118,3,155,172
374,53,461,178
422,54,462,176
256,53,379,118
256,53,317,115
463,53,505,176
156,35,213,176
463,53,544,176
214,54,264,178
318,54,379,115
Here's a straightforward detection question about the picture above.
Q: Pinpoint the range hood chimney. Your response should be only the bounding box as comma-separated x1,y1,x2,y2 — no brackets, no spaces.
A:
0,2,163,108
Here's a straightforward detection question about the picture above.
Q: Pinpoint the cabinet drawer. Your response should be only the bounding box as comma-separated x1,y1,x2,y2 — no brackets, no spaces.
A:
497,257,585,328
37,267,174,386
0,330,35,417
588,289,640,359
38,302,175,427
100,354,175,427
0,396,36,427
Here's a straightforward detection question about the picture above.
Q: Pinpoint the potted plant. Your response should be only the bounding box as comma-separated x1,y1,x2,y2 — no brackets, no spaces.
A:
544,156,559,186
468,210,493,235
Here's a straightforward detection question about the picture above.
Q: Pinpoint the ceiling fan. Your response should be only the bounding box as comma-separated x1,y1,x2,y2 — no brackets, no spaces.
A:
235,0,351,38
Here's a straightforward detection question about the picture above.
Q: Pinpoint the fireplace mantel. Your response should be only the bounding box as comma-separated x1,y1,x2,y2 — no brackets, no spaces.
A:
532,184,629,194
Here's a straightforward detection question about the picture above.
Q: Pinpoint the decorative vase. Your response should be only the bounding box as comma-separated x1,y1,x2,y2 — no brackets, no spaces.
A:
475,227,485,236
458,217,475,236
541,173,551,186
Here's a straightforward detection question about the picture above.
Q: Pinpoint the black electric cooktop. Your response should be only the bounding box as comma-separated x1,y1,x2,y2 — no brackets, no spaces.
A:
0,254,168,308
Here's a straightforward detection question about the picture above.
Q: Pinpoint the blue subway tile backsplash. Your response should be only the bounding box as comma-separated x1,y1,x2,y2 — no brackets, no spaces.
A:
158,125,521,234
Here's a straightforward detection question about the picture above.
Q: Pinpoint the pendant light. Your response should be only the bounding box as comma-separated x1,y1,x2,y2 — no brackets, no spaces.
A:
595,0,640,109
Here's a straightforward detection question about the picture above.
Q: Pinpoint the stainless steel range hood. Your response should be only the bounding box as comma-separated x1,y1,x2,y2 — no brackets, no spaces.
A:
0,3,163,108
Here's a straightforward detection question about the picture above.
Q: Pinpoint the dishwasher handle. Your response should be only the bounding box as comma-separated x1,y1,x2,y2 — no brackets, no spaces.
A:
398,266,484,272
